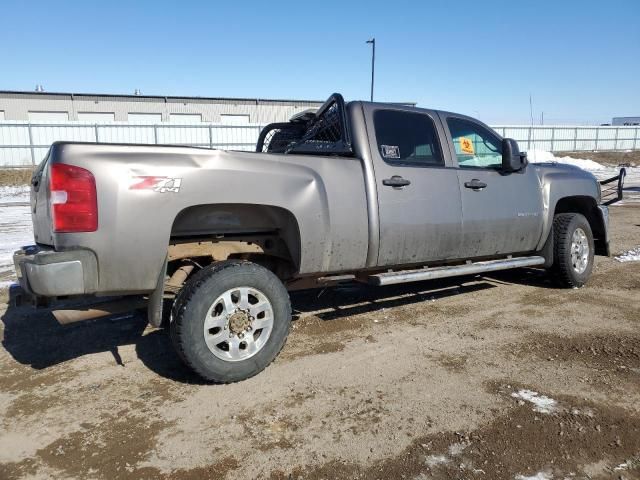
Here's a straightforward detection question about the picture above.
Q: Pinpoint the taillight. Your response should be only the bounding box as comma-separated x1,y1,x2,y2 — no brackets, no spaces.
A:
49,163,98,232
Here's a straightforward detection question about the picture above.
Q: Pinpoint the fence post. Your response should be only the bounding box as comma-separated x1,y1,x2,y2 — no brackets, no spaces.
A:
550,126,555,152
209,125,213,148
635,127,639,151
94,124,99,143
27,123,36,166
594,127,599,151
153,125,158,144
527,126,532,151
573,127,578,151
614,127,619,151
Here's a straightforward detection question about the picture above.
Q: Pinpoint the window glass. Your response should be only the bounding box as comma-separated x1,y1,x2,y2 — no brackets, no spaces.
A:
77,112,115,122
169,113,203,124
128,113,162,123
28,111,69,122
220,114,250,125
374,110,443,166
447,118,502,168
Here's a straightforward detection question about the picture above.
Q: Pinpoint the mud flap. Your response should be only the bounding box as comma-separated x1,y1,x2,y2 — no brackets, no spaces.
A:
147,256,167,328
537,226,554,268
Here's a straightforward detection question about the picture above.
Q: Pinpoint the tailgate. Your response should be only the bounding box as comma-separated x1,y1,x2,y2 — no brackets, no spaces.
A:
30,149,54,246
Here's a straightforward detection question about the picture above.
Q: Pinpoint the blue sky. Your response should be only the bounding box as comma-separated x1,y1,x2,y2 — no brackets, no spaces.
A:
1,0,638,124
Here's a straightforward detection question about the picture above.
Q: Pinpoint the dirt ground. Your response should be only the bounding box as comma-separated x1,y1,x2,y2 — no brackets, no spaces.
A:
0,206,639,480
557,150,640,167
0,169,33,187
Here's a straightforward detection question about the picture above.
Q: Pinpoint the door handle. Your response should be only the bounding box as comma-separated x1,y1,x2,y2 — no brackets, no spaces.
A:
382,175,411,187
464,179,487,190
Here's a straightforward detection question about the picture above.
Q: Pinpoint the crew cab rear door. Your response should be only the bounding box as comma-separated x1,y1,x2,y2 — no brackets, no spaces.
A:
438,113,544,258
363,105,463,266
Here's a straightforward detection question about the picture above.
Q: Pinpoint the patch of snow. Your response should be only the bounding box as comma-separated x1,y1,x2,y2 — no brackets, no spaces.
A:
615,246,640,263
0,280,18,289
515,472,552,480
511,389,558,414
526,150,640,206
614,457,640,471
0,185,30,204
527,150,606,172
0,204,33,283
424,454,449,467
448,442,469,456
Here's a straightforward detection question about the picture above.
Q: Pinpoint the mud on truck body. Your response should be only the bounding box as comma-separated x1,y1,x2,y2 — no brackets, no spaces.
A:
14,93,623,382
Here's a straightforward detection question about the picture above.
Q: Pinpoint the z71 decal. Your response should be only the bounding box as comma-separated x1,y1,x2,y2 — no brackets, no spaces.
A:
130,176,182,193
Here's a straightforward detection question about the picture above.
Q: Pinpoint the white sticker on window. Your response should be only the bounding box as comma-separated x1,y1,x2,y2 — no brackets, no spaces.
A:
381,145,400,159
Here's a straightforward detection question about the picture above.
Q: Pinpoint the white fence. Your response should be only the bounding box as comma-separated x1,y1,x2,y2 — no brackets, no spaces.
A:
493,125,640,153
1,122,639,167
0,122,264,167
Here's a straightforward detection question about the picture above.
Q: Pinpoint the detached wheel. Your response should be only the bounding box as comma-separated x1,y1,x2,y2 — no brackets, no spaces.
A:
170,260,291,383
549,213,594,288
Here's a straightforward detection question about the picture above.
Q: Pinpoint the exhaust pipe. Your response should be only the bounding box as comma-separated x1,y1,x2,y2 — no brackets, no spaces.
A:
52,297,147,325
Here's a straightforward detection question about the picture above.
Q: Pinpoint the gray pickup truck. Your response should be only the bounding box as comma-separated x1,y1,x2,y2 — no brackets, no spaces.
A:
14,93,613,383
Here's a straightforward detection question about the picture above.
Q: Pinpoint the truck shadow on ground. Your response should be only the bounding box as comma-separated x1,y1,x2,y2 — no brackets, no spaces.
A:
1,270,550,383
289,276,497,320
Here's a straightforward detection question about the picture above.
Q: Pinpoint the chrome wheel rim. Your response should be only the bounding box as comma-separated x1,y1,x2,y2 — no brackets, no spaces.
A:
203,287,274,362
571,227,590,274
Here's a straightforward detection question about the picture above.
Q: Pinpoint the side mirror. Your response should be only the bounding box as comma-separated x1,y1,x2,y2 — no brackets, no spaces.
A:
502,138,527,172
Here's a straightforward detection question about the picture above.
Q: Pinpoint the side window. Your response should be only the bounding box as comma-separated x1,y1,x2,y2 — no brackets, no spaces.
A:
373,110,444,167
447,117,502,169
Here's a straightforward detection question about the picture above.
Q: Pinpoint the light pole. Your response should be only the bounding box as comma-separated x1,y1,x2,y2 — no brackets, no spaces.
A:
366,38,375,101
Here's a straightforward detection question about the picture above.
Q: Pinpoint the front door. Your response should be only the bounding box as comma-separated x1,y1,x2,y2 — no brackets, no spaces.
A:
439,114,544,258
365,106,463,267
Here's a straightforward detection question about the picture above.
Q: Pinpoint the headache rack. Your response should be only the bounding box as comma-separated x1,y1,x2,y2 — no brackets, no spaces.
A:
599,167,626,206
256,93,353,156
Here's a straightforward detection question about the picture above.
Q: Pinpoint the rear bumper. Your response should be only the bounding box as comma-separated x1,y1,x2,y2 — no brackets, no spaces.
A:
13,246,98,297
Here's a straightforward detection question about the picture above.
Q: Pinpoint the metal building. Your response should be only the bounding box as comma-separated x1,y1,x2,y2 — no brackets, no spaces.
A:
0,90,326,124
612,116,640,126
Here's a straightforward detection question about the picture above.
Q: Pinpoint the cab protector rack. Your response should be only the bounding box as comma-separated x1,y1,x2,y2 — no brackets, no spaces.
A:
256,93,353,155
599,167,626,205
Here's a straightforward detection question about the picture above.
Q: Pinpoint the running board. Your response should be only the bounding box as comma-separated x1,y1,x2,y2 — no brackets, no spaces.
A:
368,256,546,286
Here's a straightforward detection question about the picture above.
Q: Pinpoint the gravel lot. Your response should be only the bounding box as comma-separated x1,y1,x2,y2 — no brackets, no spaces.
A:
0,201,639,479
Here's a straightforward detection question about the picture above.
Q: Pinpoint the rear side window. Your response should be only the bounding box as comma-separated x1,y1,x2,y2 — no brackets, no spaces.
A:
373,110,444,166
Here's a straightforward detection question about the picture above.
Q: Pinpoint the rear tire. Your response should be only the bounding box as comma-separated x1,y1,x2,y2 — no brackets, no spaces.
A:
170,260,291,383
549,213,594,288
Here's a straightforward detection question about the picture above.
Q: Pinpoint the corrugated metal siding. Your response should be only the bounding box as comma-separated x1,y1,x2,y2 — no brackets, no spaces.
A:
0,91,324,123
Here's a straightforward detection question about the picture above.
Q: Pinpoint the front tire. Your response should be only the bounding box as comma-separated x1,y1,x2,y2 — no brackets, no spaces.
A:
170,260,291,383
549,213,594,288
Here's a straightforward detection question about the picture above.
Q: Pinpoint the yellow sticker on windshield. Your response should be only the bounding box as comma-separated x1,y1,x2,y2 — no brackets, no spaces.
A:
459,137,474,155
